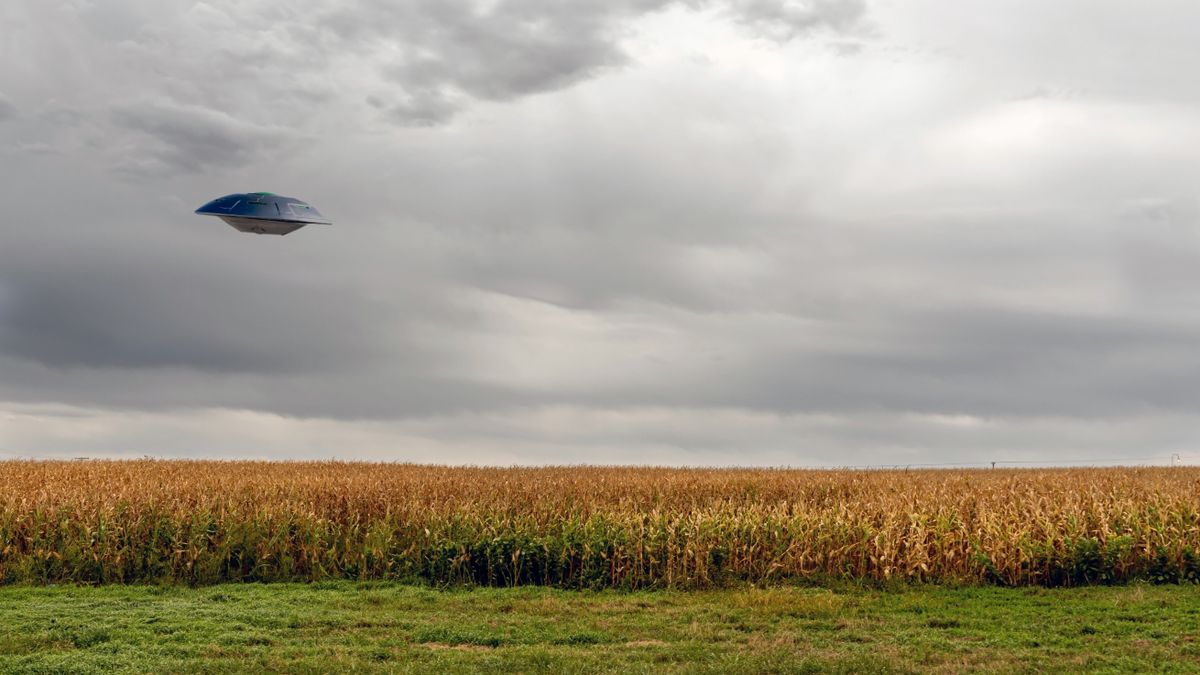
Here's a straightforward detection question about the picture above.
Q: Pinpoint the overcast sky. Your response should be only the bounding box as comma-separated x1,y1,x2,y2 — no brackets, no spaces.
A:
2,0,1200,466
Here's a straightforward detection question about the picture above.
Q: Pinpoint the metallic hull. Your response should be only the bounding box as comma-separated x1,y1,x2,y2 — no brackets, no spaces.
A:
217,216,310,236
195,192,332,236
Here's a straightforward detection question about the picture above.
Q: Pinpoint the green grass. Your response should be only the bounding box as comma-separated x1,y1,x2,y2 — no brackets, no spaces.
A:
0,583,1196,673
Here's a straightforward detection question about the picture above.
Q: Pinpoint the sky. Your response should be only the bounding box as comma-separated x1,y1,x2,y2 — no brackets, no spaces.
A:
2,0,1200,466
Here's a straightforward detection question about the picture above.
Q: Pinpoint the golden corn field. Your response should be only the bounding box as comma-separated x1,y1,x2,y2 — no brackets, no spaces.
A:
0,461,1197,587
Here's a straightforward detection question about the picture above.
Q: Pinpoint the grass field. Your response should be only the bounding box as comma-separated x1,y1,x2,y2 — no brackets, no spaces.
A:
1,461,1198,587
0,582,1197,673
2,462,1198,672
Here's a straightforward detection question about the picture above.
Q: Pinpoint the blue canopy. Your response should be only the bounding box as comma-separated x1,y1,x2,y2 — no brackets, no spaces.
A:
195,192,332,235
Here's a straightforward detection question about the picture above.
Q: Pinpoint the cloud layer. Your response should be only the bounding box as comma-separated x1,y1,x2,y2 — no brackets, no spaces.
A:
2,0,1200,465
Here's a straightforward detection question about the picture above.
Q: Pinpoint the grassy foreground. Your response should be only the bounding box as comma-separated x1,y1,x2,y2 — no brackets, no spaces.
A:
0,583,1196,673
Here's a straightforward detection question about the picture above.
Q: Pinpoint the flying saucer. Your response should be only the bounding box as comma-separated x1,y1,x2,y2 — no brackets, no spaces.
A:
195,192,332,235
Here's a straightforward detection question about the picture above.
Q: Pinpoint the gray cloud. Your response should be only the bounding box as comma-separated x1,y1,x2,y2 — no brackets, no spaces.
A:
710,309,1200,418
369,91,463,127
4,0,1200,464
110,102,303,174
728,0,868,41
3,0,866,164
0,93,15,120
0,262,368,373
326,0,866,124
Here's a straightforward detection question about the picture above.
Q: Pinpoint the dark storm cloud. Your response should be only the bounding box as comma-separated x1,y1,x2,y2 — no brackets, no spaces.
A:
704,308,1200,419
0,355,532,421
0,224,404,379
0,263,357,373
4,0,866,162
326,0,866,124
372,1,630,101
109,103,303,174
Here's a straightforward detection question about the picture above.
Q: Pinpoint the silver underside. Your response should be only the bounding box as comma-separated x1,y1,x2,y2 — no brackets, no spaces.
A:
218,216,310,236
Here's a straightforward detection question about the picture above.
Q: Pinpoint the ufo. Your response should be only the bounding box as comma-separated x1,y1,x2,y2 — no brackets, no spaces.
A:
195,192,332,235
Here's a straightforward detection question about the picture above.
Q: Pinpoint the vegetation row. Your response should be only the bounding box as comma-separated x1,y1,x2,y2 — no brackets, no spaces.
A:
1,462,1197,587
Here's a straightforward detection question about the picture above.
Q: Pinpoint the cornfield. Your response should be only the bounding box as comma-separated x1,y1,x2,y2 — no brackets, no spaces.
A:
0,461,1197,587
